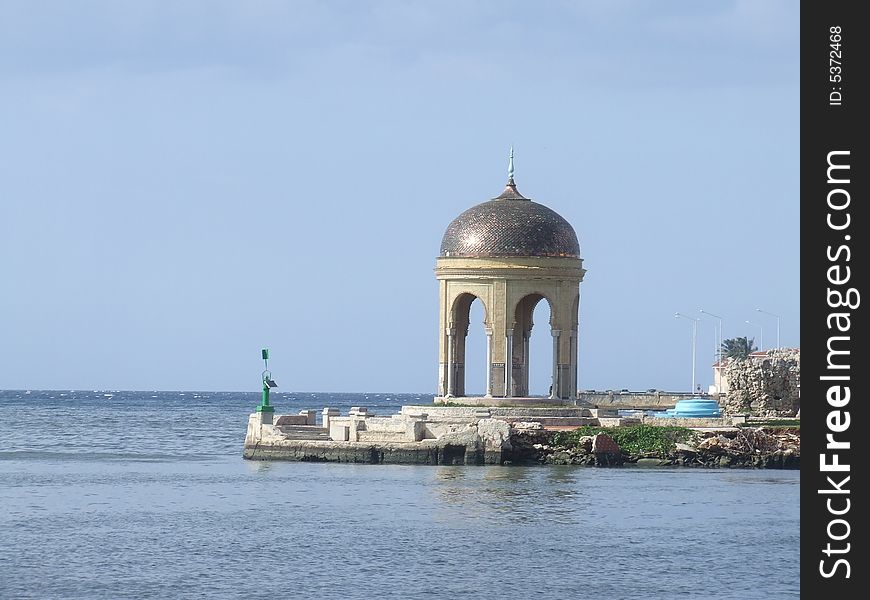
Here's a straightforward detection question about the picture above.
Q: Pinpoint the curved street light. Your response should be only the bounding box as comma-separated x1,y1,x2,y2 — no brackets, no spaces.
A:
699,309,724,395
699,308,724,363
675,312,700,394
756,308,782,349
745,320,764,351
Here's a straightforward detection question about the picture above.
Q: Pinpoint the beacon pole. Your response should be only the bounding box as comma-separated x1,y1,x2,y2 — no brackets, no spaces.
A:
257,348,277,414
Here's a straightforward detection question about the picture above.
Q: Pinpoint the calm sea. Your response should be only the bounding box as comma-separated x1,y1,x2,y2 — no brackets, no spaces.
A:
0,390,799,599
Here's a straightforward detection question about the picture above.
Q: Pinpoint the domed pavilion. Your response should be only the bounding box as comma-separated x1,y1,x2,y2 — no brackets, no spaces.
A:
435,153,586,403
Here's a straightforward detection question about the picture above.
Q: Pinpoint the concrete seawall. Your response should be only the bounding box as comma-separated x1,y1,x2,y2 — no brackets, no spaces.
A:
243,440,502,465
243,409,512,465
242,404,746,465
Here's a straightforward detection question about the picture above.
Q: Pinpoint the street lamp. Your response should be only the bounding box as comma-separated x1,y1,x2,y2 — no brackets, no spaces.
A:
699,309,724,395
745,320,764,351
675,312,700,394
756,308,782,348
699,309,724,363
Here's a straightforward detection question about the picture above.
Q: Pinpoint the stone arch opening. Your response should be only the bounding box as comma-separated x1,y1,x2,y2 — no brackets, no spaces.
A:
511,293,554,397
449,293,490,397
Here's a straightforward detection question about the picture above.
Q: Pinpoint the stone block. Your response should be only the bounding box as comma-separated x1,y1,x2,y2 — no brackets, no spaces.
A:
588,408,618,418
322,407,340,430
405,419,426,442
244,413,261,447
477,418,511,452
275,414,309,426
299,409,317,425
329,422,350,442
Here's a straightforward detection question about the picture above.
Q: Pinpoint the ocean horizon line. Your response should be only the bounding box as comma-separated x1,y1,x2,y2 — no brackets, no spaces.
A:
1,388,434,396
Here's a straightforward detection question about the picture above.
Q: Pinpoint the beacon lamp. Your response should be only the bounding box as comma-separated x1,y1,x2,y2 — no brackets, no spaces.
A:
257,348,277,413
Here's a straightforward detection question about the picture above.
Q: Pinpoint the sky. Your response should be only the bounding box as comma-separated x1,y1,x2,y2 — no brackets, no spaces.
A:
0,0,799,393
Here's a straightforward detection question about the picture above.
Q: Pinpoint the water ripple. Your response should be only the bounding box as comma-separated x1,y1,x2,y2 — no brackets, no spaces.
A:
0,391,799,599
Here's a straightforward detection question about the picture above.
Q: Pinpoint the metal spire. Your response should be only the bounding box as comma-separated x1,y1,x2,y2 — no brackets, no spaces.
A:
494,145,527,200
508,146,515,185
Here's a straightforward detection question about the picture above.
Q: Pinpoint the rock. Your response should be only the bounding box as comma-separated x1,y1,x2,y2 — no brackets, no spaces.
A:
510,420,798,469
477,418,511,445
547,451,572,465
636,458,665,467
592,433,623,466
698,437,721,450
592,433,620,454
577,436,594,452
511,421,544,430
721,349,800,416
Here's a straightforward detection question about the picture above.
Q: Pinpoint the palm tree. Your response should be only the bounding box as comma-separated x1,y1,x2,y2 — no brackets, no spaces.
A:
721,336,757,360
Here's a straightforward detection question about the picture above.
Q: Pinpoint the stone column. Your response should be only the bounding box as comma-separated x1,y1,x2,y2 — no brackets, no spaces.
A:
523,331,531,397
550,329,561,399
569,331,577,398
505,330,514,397
485,328,493,397
446,327,455,397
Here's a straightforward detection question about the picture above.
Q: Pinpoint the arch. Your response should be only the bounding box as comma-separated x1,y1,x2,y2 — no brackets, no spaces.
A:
510,293,554,397
436,255,584,401
450,292,490,330
448,292,490,397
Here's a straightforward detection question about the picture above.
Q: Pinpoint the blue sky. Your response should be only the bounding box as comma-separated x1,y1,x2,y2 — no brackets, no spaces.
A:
0,1,799,393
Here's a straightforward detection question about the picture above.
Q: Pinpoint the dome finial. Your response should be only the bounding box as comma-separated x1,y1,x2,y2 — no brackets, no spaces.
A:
495,145,527,200
508,145,515,185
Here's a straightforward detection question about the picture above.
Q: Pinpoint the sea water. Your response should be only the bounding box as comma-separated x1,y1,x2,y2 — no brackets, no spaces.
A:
0,390,799,599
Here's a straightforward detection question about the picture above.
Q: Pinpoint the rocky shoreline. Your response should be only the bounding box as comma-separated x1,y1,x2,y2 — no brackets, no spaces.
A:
508,425,800,469
244,406,800,468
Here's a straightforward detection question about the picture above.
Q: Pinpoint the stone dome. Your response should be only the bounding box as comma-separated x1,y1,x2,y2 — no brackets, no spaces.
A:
439,181,581,258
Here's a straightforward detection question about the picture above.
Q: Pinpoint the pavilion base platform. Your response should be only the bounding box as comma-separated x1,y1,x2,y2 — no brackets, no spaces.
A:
433,395,568,407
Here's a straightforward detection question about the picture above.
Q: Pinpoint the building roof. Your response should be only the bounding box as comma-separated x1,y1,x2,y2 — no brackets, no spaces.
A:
439,179,581,259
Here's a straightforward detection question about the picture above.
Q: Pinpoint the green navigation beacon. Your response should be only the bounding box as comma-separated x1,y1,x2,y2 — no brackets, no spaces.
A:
257,348,277,413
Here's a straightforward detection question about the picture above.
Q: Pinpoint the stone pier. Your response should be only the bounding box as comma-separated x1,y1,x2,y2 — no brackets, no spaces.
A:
242,404,664,465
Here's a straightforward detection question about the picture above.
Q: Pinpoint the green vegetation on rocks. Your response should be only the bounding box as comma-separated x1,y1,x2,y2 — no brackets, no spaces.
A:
552,424,694,455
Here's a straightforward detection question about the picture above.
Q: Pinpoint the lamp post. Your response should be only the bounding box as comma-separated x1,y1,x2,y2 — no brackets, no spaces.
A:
699,309,724,363
756,308,781,348
699,309,724,394
675,312,700,394
745,320,764,351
